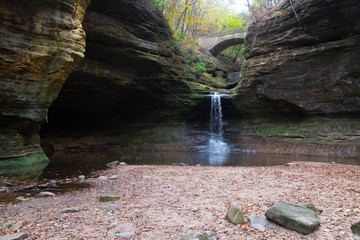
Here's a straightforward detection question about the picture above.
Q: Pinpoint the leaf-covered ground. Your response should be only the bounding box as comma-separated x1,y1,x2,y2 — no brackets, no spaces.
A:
1,162,360,239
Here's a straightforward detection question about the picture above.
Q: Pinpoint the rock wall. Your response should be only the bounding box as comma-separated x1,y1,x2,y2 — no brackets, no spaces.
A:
233,0,360,116
0,0,90,166
42,0,211,137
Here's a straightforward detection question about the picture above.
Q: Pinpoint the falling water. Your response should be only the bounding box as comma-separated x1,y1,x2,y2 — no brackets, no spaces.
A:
208,92,230,154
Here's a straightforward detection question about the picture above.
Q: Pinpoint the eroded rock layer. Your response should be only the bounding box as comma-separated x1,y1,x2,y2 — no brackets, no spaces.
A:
234,0,360,116
0,0,89,165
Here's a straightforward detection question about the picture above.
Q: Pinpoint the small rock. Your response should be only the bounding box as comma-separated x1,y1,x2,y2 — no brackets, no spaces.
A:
0,181,13,187
101,204,121,212
2,221,22,231
59,207,81,214
142,175,150,179
98,176,108,181
99,195,121,202
2,221,15,230
15,196,26,203
9,222,22,231
247,215,271,231
180,231,214,240
179,163,186,166
109,175,119,180
226,202,245,224
119,162,127,165
38,191,55,197
285,162,298,166
114,232,136,238
265,202,320,235
0,188,8,193
0,233,29,240
196,164,201,166
78,175,85,181
48,180,57,186
351,220,360,235
106,161,119,168
71,177,78,181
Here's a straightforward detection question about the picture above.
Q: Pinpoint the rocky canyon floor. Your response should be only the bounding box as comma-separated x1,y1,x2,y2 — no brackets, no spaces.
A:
1,162,360,240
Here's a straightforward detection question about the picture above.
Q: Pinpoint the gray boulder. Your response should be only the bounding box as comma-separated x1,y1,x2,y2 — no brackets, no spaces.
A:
180,231,214,240
102,204,121,212
59,207,81,214
265,202,320,235
226,203,245,224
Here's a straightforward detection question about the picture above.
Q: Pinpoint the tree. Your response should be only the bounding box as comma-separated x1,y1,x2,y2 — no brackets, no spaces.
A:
155,0,244,43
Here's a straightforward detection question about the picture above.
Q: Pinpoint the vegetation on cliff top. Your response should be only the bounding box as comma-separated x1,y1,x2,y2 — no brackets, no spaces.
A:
153,0,286,86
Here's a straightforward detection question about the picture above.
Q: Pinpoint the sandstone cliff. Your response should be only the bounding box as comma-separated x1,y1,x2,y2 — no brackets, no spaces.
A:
43,0,214,135
0,0,90,166
233,0,360,116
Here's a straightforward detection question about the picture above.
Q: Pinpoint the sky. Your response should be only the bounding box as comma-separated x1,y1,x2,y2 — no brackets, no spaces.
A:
230,0,249,13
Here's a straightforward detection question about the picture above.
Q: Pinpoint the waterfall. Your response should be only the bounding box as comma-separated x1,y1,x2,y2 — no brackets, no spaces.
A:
208,92,229,154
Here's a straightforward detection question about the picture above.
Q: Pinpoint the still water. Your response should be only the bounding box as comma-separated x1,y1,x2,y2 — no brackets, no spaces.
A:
41,150,360,179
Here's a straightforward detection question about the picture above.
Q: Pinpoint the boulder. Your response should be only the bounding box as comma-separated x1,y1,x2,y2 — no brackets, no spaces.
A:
265,202,320,235
180,231,214,240
99,195,120,202
226,202,245,225
101,204,121,212
2,221,15,230
59,207,81,214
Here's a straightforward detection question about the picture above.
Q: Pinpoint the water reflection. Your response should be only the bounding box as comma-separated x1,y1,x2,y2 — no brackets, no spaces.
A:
208,152,229,166
2,151,360,187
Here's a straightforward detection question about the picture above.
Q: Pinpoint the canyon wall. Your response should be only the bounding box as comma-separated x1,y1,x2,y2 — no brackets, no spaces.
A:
0,0,90,166
233,0,360,116
45,0,211,130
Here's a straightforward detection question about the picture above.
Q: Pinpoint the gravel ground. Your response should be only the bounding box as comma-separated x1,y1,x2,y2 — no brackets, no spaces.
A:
1,162,360,239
